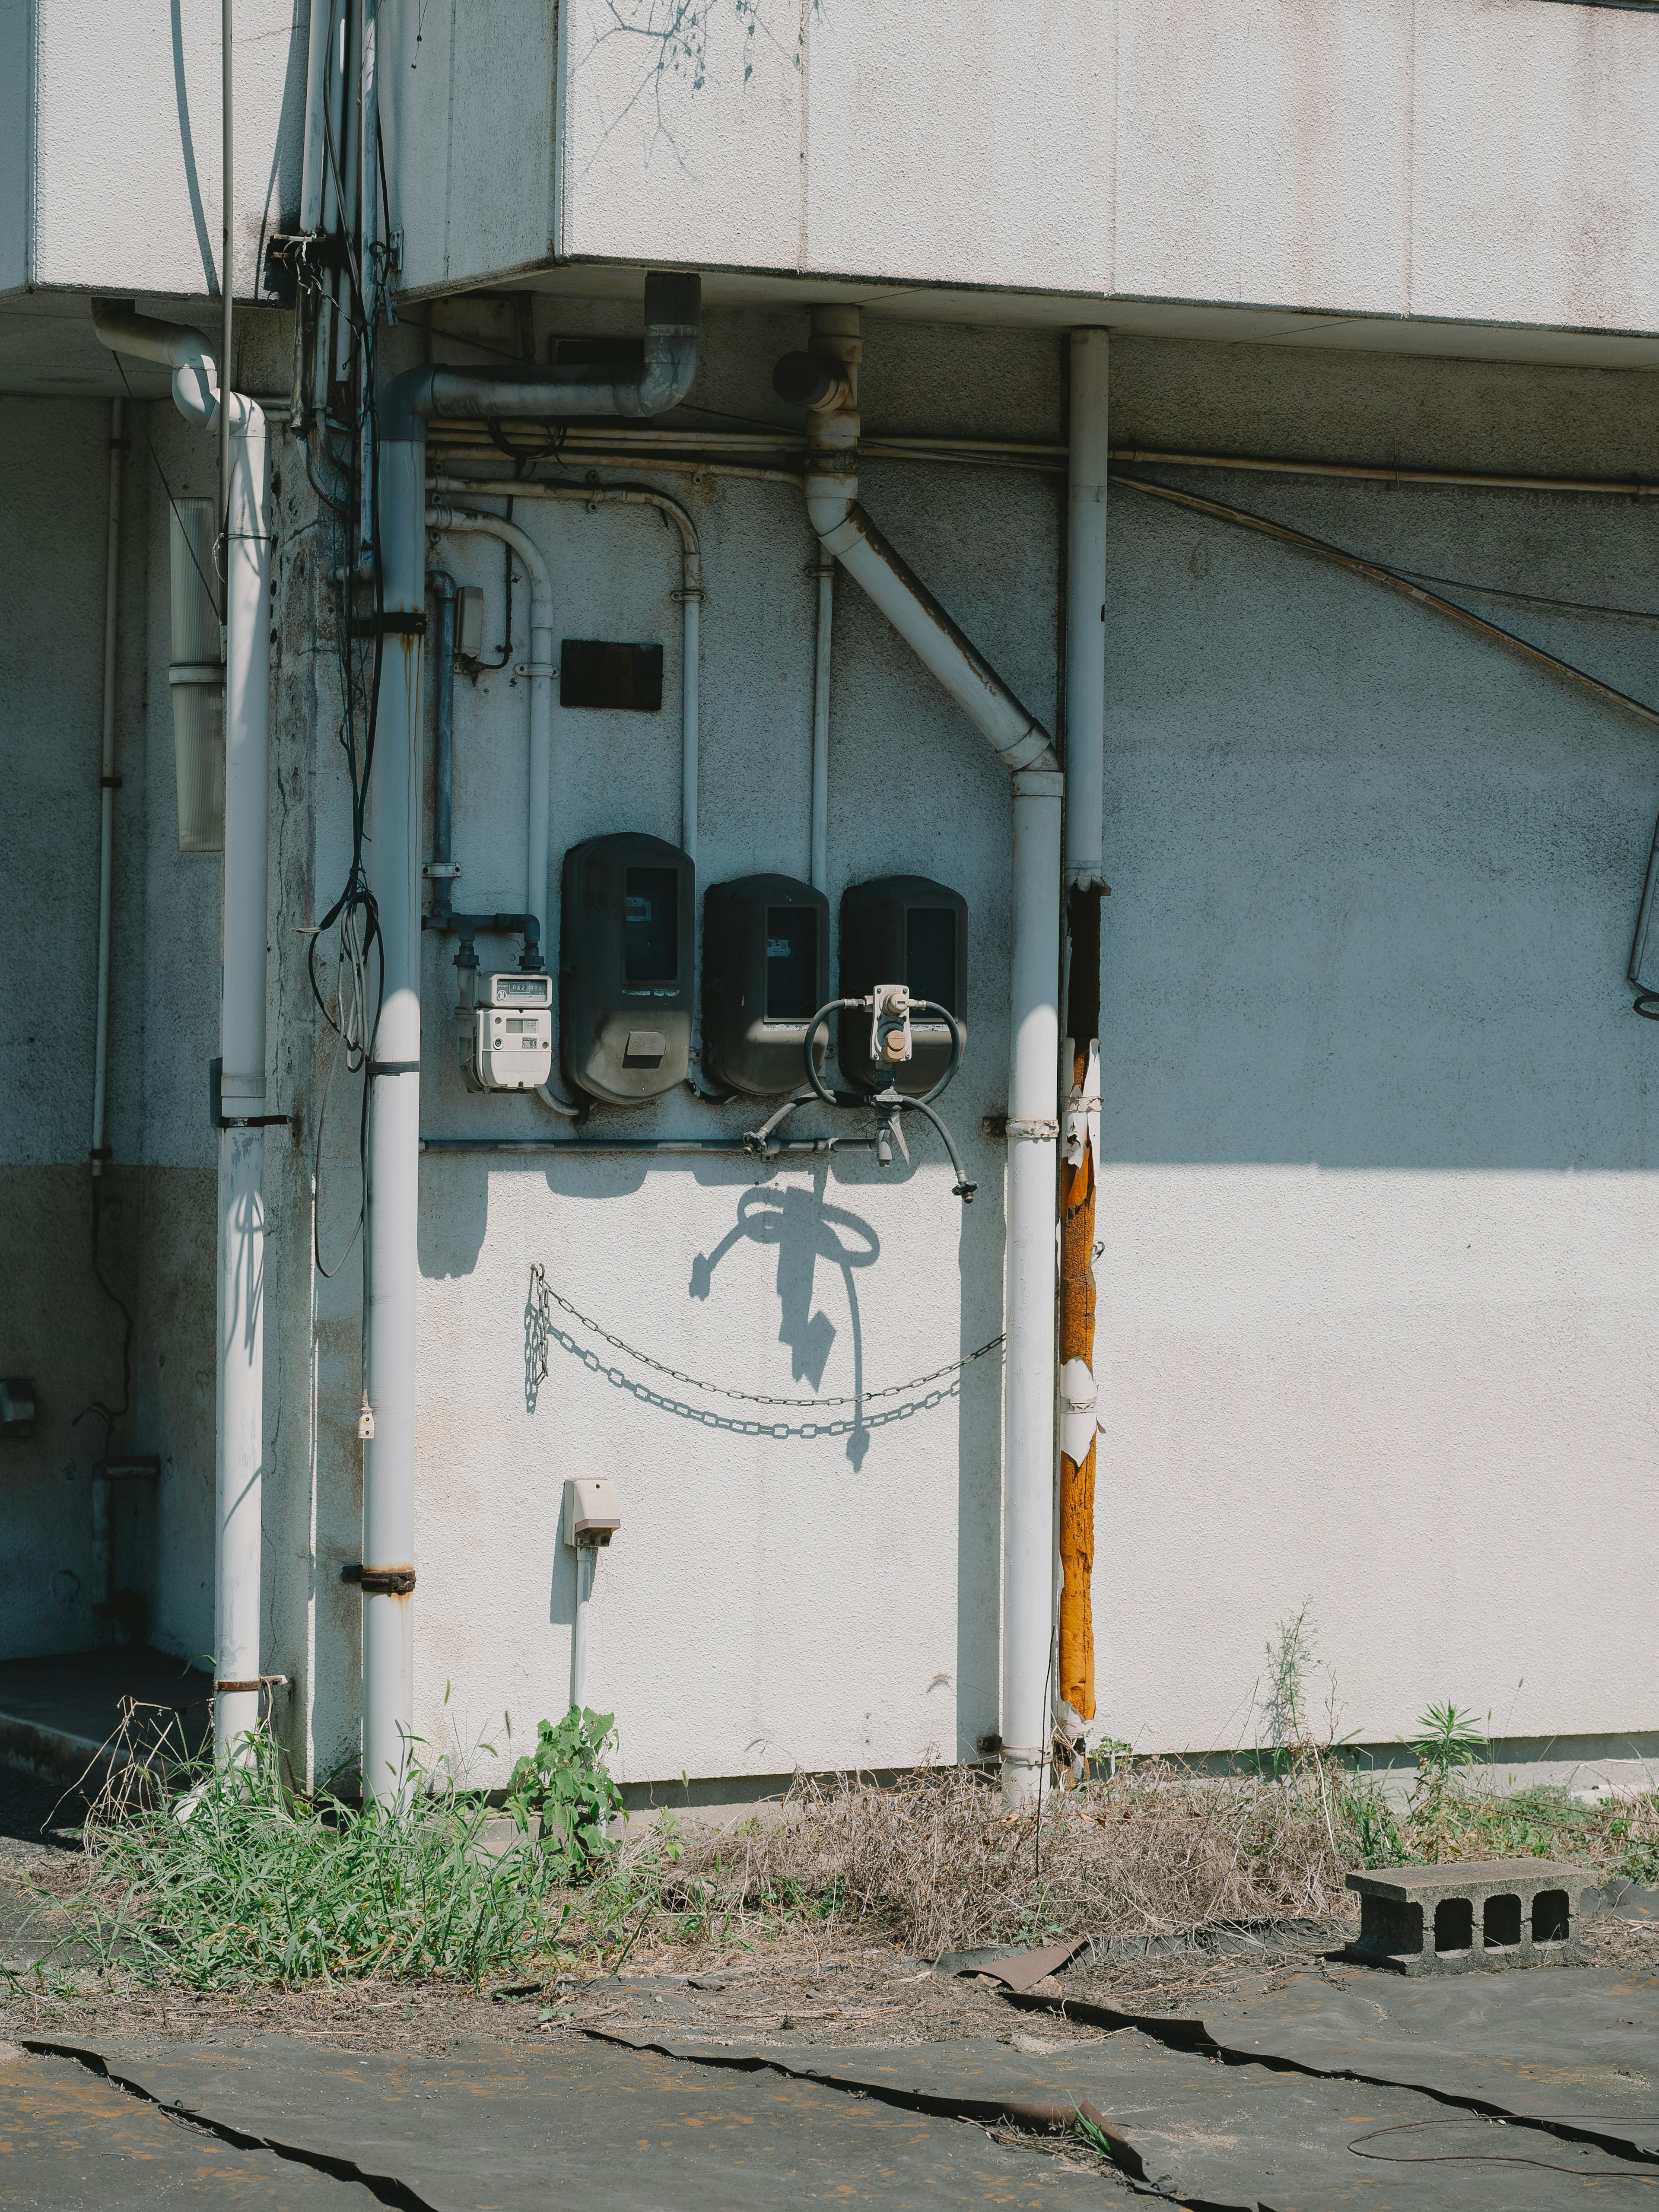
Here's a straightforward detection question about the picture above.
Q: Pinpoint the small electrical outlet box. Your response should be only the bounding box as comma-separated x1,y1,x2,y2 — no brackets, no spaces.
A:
839,877,967,1094
456,585,486,659
0,1379,36,1438
702,873,830,1096
463,972,553,1092
563,1477,621,1548
561,833,694,1104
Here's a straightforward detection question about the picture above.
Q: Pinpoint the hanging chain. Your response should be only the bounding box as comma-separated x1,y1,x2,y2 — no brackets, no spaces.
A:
528,1265,1003,1408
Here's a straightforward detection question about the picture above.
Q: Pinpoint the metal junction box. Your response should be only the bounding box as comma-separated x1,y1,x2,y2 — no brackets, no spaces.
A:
702,874,830,1096
838,876,967,1094
464,972,553,1093
561,833,694,1104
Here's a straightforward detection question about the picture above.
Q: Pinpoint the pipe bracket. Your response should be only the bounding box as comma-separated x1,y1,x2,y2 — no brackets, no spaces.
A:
342,1565,417,1595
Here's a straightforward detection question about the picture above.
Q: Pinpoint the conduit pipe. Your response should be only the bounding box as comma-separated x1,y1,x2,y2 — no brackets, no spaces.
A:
428,477,704,861
92,304,273,1765
90,398,125,1189
1058,333,1110,1746
359,274,701,1801
784,305,1061,1808
810,560,833,892
421,508,575,1122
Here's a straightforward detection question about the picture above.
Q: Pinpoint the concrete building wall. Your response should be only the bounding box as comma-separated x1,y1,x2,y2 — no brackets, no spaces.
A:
245,308,1659,1792
0,394,220,1666
6,0,306,302
542,0,1659,341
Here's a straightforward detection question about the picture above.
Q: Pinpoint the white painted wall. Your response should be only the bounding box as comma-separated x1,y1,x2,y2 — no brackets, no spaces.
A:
249,308,1659,1791
546,0,1659,339
5,0,307,302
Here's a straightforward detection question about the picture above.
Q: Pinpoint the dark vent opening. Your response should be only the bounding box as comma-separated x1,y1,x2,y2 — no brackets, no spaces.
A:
560,640,664,713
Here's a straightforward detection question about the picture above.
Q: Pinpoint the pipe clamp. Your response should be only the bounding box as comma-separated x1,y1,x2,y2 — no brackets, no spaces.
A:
1004,1117,1059,1140
342,1565,417,1595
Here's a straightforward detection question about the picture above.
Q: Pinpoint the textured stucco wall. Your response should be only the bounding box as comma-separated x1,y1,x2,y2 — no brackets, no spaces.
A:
0,394,220,1665
263,308,1659,1790
546,0,1659,337
12,0,307,301
1096,336,1659,1754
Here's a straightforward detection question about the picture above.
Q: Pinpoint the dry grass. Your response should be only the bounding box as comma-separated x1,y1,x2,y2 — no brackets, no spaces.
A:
582,1760,1359,1962
581,1757,1659,1965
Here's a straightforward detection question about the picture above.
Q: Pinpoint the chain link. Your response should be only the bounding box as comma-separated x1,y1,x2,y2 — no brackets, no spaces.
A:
528,1265,1003,1408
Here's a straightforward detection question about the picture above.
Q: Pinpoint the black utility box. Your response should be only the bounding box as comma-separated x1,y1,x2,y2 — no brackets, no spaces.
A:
702,874,830,1096
561,833,694,1105
838,875,968,1095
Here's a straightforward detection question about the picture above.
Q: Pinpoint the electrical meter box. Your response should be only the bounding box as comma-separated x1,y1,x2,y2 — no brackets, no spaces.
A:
702,874,830,1096
838,876,968,1094
462,972,553,1092
561,833,694,1104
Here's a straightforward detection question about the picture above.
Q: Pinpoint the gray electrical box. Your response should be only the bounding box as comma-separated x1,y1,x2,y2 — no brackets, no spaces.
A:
561,833,694,1104
839,876,967,1094
702,874,830,1096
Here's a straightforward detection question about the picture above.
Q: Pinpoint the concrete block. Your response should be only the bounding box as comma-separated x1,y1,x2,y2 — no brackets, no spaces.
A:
1344,1860,1588,1975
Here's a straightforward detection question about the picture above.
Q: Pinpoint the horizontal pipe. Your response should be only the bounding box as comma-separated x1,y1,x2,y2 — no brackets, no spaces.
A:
419,1135,878,1155
425,422,1659,500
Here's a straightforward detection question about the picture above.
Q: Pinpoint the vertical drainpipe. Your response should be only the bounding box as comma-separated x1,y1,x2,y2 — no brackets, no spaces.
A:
1058,331,1110,1749
362,423,425,1802
215,394,274,1762
785,305,1063,1809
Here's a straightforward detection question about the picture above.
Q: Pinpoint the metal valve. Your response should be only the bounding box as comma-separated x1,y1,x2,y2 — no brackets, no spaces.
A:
743,992,977,1205
871,982,913,1067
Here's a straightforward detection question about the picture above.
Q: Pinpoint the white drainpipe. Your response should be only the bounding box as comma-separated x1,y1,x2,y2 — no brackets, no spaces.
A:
90,397,126,1190
92,305,273,1762
358,275,702,1801
789,305,1062,1806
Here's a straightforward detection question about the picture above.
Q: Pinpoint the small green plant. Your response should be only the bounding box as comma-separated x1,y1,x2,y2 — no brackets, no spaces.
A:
1070,2103,1122,2166
1412,1701,1488,1778
506,1707,624,1878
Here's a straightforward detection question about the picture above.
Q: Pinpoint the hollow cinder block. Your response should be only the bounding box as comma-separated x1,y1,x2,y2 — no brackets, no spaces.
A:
1344,1860,1588,1975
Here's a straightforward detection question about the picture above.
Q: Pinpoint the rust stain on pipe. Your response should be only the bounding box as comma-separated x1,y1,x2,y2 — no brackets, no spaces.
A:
1058,885,1105,1723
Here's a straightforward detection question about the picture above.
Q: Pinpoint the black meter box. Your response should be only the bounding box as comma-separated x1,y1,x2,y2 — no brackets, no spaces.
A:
838,876,967,1094
561,833,694,1104
702,874,830,1096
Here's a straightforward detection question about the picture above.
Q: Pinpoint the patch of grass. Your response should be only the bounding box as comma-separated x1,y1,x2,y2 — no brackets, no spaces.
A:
60,1725,582,1992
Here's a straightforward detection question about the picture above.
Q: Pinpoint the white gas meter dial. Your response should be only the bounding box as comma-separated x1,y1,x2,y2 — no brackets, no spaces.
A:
464,972,553,1092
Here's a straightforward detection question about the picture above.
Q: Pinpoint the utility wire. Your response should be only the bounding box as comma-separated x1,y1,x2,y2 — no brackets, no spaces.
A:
1111,470,1659,733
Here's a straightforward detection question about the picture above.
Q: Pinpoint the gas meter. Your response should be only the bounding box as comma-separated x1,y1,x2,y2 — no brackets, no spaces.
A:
742,875,977,1204
561,833,694,1104
461,971,553,1092
838,877,967,1095
702,874,830,1096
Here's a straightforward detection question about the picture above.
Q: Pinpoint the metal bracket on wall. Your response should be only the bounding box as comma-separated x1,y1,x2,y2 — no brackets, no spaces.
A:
341,1564,417,1596
210,1058,296,1132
